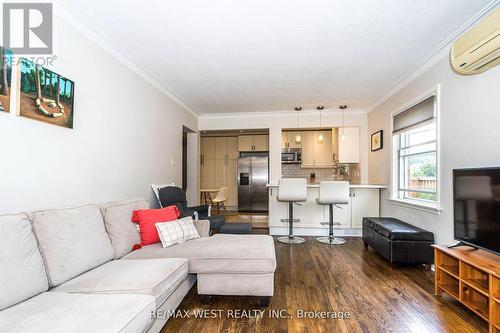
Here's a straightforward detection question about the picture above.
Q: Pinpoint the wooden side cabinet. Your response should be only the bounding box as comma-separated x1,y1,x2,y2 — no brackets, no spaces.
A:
433,245,500,333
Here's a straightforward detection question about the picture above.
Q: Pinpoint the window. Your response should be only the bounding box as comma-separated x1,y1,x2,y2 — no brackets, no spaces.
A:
392,95,438,207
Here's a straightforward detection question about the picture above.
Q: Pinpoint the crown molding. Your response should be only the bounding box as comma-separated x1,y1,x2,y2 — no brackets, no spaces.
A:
54,1,200,118
199,108,367,119
367,0,500,113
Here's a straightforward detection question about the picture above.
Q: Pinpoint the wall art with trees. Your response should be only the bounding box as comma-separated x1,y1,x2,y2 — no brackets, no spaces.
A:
18,58,75,129
0,46,13,113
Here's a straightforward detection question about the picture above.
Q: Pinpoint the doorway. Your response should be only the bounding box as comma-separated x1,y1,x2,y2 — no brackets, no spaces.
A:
182,126,197,206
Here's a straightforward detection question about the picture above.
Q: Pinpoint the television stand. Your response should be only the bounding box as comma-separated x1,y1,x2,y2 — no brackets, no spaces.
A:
447,241,479,250
433,245,500,333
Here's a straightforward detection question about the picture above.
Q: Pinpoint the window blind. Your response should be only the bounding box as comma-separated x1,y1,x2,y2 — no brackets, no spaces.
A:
393,95,436,134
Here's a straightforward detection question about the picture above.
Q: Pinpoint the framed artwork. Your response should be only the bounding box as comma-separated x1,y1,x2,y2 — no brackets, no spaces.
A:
18,58,75,128
0,46,13,113
371,130,383,151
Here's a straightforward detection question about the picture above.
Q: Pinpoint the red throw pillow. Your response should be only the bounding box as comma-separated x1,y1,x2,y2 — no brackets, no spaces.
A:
131,205,180,245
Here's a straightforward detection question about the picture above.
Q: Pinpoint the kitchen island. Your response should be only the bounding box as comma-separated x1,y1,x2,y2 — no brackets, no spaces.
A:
266,183,387,237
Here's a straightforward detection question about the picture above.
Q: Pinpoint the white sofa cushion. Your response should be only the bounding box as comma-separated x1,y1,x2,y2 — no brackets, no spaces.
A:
0,213,49,310
51,258,188,307
100,198,149,259
31,205,114,287
156,217,200,248
123,234,277,274
0,292,155,333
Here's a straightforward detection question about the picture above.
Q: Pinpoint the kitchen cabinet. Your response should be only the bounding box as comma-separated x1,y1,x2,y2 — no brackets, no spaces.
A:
268,185,383,233
200,158,216,188
215,137,239,159
314,131,333,167
331,128,339,161
300,131,315,167
300,130,333,167
334,202,351,228
201,136,239,209
238,135,269,152
201,137,216,159
350,189,379,228
238,136,254,152
338,127,360,163
281,131,302,149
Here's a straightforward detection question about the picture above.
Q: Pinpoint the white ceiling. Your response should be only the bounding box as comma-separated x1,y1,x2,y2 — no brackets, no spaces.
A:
60,0,494,114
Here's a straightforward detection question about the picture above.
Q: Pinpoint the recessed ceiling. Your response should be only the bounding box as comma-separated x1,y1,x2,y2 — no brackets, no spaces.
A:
61,0,493,114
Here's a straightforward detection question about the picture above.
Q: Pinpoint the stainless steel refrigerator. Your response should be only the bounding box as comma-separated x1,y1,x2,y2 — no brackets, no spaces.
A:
238,153,269,212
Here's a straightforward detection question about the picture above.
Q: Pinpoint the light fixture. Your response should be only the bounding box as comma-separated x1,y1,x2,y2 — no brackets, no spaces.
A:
295,107,302,143
317,106,324,142
339,105,347,140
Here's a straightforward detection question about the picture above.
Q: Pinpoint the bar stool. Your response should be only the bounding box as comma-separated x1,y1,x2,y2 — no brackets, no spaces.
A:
277,178,307,245
316,181,350,245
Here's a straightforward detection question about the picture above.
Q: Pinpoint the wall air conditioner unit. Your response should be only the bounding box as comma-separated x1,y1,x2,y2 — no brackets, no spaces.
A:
450,8,500,75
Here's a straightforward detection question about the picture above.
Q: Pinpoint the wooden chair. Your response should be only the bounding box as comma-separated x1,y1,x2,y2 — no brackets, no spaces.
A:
212,187,228,215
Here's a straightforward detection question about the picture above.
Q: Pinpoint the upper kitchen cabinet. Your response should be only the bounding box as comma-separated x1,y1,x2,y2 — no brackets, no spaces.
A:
238,135,253,152
314,131,333,166
301,130,333,168
338,127,360,163
301,131,315,167
281,131,302,149
238,135,269,152
215,137,239,159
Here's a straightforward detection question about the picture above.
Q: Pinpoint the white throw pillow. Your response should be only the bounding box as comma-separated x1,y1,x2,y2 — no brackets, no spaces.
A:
155,217,200,248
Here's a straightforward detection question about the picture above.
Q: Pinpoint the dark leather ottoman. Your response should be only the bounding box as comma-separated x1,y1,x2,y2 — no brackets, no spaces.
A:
219,222,253,234
207,215,225,231
362,217,434,266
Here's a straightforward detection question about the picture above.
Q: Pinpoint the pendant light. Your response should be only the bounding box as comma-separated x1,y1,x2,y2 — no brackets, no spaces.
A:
317,106,324,142
294,107,302,143
340,105,347,141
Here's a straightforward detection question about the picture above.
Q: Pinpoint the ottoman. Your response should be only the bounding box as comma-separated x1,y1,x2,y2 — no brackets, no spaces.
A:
362,217,434,267
206,215,225,231
219,222,253,234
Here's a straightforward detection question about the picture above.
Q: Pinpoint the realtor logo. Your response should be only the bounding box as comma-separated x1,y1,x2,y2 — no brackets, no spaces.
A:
3,3,53,54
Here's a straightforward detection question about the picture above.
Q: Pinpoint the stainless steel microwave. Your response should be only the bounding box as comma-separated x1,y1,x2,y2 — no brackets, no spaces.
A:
281,148,302,164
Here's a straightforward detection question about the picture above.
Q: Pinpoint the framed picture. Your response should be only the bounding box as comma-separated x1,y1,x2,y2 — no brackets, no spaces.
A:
0,46,13,113
371,130,383,151
18,58,75,128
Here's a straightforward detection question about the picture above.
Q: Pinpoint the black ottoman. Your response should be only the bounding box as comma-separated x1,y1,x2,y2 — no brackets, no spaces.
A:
219,222,253,234
362,217,434,267
207,216,225,231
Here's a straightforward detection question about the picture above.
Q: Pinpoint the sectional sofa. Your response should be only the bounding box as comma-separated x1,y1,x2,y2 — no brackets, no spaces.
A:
0,198,276,332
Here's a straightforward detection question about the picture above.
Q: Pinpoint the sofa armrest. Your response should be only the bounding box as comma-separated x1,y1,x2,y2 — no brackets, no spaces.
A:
194,219,210,238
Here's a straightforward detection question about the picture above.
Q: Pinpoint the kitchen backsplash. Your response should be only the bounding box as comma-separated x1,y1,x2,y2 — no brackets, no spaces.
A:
282,163,360,184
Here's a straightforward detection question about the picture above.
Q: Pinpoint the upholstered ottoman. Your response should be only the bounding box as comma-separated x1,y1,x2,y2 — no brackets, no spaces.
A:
206,215,225,231
362,217,434,267
219,222,253,234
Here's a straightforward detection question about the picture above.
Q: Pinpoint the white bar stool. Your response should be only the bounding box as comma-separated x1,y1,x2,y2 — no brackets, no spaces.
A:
316,181,349,245
277,178,307,245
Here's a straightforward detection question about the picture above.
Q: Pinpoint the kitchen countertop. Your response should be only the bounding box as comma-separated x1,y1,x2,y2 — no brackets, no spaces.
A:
266,183,387,189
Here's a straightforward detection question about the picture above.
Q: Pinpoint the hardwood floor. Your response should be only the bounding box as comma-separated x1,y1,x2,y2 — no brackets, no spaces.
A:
162,238,487,333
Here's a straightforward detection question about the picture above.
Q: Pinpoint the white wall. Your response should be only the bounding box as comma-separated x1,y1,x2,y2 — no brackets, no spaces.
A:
199,110,369,184
0,15,198,213
368,56,500,244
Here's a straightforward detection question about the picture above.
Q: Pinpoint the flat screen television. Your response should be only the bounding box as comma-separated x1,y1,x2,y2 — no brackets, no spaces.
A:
453,167,500,255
